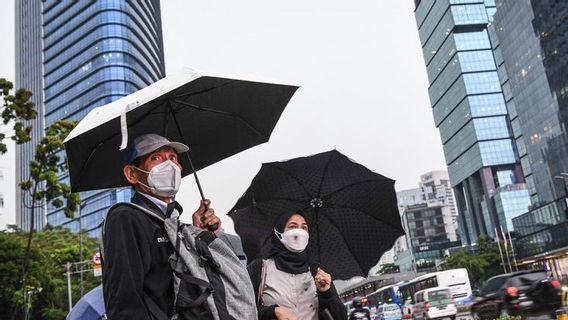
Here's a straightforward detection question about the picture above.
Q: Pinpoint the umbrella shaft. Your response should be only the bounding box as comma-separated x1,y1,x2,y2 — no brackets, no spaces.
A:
169,103,218,232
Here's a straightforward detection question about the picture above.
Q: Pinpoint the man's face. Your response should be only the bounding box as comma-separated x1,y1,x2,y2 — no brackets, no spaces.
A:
123,146,183,199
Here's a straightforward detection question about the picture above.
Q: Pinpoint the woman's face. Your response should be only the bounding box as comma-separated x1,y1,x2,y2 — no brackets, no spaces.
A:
284,214,308,232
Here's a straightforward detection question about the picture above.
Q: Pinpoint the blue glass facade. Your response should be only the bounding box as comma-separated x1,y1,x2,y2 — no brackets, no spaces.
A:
492,0,568,263
493,185,530,232
414,0,529,244
16,1,166,236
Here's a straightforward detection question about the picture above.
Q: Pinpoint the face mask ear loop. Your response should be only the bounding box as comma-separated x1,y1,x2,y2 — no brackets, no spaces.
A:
136,180,156,193
274,228,283,240
132,165,150,174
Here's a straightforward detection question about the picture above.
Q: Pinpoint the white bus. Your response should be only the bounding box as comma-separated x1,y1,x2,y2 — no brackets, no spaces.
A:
366,283,403,307
398,269,472,303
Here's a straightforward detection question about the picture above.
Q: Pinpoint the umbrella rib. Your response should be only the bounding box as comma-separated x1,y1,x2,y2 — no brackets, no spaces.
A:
315,213,366,277
323,178,390,200
271,165,315,199
322,205,405,233
232,197,308,213
315,151,336,198
172,79,238,100
173,100,268,141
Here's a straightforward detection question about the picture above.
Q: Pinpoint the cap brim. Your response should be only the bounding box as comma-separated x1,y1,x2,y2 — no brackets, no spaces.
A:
164,141,189,154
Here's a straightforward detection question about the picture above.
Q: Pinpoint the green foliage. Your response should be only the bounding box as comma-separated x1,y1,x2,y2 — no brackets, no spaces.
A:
0,78,37,153
0,226,101,320
20,119,80,219
440,235,504,288
376,263,397,275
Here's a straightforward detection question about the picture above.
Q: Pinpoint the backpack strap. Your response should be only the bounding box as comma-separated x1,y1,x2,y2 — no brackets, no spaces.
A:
101,202,165,262
143,293,171,320
172,270,213,307
108,202,166,223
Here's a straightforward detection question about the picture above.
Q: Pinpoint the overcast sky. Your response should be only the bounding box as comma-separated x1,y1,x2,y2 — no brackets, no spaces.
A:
0,0,446,232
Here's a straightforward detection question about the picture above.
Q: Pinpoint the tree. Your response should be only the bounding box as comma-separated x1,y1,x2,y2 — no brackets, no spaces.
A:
375,263,399,275
440,235,504,288
18,119,81,319
440,250,488,287
1,78,81,318
0,78,37,153
0,226,100,320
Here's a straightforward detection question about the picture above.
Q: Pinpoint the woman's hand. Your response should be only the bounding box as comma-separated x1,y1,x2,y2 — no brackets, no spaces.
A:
314,268,332,292
274,306,298,320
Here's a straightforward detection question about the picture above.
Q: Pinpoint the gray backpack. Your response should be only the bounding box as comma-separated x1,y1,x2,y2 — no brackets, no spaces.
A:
102,203,258,320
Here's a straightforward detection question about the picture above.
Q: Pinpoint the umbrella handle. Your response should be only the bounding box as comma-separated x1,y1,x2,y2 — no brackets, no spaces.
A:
201,202,219,232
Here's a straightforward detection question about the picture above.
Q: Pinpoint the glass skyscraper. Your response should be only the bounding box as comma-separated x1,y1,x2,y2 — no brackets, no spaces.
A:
16,1,166,235
15,0,45,231
414,0,529,244
491,0,568,268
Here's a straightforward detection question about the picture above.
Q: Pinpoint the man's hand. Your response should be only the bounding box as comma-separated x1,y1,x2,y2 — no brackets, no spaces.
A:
192,199,221,232
274,306,298,320
314,268,332,292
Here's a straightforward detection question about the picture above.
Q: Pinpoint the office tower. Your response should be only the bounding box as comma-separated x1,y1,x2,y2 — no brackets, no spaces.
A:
414,0,529,245
16,1,166,235
15,0,44,231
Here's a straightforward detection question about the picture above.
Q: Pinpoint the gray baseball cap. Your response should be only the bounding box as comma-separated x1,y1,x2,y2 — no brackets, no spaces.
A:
124,133,189,164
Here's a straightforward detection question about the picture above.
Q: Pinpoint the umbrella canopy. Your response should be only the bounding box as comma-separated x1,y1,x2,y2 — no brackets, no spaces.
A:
228,150,404,280
64,70,298,192
66,285,105,320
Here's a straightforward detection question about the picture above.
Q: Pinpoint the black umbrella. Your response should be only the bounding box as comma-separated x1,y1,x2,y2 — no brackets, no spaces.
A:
228,150,404,280
63,70,298,194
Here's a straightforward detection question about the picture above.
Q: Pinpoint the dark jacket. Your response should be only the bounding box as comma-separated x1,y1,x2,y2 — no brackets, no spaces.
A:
247,258,347,320
348,307,370,320
102,193,175,320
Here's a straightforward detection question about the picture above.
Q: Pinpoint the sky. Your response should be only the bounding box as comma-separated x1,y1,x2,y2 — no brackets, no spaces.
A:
0,0,446,231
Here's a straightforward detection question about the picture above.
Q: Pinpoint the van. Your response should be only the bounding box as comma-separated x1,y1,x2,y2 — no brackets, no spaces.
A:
412,287,457,320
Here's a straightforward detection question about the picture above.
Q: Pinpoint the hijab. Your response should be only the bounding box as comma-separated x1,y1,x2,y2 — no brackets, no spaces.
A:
266,210,310,275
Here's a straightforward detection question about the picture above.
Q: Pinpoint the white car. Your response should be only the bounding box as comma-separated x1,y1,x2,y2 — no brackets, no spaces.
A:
376,303,402,320
412,287,457,320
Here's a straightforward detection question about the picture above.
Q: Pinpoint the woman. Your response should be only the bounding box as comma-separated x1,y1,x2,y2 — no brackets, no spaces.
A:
247,210,347,320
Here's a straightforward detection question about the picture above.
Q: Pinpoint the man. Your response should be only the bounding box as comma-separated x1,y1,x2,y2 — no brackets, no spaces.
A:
349,297,370,320
102,133,221,319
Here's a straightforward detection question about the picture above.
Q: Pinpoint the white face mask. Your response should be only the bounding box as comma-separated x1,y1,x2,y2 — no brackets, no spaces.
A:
134,160,181,198
275,228,309,253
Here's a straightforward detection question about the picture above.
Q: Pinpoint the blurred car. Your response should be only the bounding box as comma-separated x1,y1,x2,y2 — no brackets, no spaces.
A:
470,270,561,319
412,287,457,320
454,294,473,314
376,303,402,320
401,299,414,319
